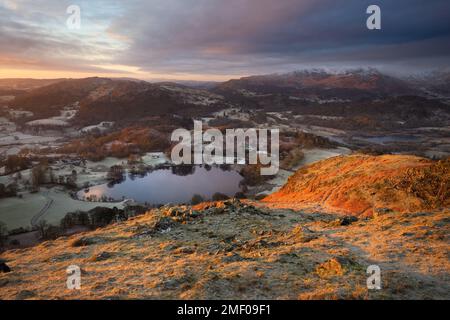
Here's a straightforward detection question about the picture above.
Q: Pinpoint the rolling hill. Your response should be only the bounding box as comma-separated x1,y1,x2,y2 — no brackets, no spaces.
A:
214,68,414,100
264,154,449,216
10,78,228,124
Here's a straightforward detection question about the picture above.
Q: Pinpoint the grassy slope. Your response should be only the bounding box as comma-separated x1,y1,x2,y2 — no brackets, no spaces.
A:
264,154,449,216
0,154,449,300
0,200,448,300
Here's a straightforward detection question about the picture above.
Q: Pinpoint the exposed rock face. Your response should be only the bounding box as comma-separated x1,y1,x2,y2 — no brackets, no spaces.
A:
264,155,449,216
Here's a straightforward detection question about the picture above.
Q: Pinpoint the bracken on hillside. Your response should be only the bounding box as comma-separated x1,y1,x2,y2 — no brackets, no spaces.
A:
264,155,449,216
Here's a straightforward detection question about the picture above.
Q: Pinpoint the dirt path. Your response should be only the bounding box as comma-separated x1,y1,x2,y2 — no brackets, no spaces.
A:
30,191,53,227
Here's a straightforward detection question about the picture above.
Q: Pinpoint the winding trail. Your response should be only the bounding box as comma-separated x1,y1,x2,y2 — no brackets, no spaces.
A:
30,191,53,227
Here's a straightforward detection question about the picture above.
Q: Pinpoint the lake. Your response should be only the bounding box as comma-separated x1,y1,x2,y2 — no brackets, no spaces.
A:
77,165,244,205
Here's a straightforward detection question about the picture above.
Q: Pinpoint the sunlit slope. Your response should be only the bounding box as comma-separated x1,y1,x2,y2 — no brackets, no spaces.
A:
264,154,449,216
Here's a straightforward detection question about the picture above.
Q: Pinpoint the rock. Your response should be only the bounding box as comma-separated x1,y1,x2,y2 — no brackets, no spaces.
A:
173,246,195,254
340,216,358,226
276,253,301,264
330,216,358,227
190,210,202,218
162,275,194,290
90,251,113,262
374,207,393,218
165,207,183,217
316,258,345,278
222,235,236,243
153,217,175,232
70,237,95,247
291,226,319,242
401,232,415,237
0,262,11,273
222,253,245,263
164,244,180,252
316,257,361,279
212,207,225,215
16,290,36,300
162,279,181,290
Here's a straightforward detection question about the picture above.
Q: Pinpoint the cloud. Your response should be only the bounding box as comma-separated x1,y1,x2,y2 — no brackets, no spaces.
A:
0,0,449,79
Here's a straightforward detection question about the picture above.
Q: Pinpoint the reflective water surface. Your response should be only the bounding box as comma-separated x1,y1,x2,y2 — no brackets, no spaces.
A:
77,165,244,205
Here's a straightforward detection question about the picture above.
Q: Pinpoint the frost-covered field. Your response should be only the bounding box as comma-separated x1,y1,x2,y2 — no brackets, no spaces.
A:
0,131,60,157
0,152,170,230
0,187,126,230
0,117,16,134
212,108,252,121
160,84,224,106
81,121,114,134
0,116,64,156
26,108,77,128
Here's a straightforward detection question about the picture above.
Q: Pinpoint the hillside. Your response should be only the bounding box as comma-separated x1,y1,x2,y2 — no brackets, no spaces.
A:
10,78,228,124
0,199,448,300
209,69,450,128
264,155,449,216
0,155,449,300
5,71,450,128
0,78,64,91
214,68,414,99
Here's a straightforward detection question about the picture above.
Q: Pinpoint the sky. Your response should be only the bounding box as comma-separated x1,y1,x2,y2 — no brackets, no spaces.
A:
0,0,449,81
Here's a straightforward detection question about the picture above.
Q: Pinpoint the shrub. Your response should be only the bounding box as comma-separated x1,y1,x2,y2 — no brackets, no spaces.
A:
280,148,305,170
58,127,171,161
191,194,204,205
31,164,48,188
88,207,122,228
212,192,230,201
0,221,8,247
295,132,336,149
0,183,18,198
240,164,274,186
60,211,90,230
70,237,95,247
107,165,125,182
234,192,247,199
36,220,62,240
4,155,29,173
9,239,20,246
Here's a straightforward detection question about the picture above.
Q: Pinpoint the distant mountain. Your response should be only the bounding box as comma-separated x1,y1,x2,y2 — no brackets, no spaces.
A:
11,77,112,118
6,69,450,125
0,78,65,91
11,77,228,124
404,71,450,98
214,68,414,100
172,80,220,90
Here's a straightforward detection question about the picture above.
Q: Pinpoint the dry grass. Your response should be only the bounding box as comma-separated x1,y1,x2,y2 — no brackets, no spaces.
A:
1,155,448,300
264,154,449,217
0,200,448,300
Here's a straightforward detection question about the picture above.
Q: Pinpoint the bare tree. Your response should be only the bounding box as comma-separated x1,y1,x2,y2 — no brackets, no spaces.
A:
0,221,8,248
